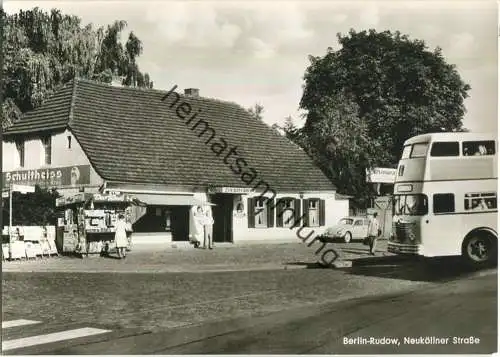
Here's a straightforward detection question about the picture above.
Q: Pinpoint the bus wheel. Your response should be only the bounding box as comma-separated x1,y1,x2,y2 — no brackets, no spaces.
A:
462,232,497,268
343,232,352,243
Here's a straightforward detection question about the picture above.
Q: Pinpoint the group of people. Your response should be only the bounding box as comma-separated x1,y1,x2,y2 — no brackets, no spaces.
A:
189,205,214,249
113,204,214,258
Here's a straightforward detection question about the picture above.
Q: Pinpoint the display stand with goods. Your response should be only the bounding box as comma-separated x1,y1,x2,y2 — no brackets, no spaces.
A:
55,192,143,258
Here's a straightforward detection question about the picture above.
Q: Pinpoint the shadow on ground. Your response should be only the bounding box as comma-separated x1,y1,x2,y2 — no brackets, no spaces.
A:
343,255,497,282
285,255,497,283
286,262,325,269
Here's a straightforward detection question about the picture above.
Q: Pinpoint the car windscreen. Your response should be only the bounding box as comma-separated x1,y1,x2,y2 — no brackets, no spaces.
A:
339,218,353,225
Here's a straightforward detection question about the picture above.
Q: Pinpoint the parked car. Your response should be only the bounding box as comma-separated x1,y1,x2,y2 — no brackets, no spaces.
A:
319,216,370,243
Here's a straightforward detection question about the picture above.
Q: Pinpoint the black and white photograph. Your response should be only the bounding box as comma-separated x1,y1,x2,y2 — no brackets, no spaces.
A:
1,0,497,354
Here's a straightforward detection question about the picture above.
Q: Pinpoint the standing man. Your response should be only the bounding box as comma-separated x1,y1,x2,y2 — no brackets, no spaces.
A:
367,212,381,255
203,206,214,250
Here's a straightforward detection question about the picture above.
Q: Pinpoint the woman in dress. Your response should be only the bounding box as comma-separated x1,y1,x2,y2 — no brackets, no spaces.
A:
189,206,204,248
114,214,128,258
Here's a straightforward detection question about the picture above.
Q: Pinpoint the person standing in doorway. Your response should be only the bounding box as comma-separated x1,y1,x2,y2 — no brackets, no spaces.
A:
367,212,381,255
114,214,128,259
203,206,214,249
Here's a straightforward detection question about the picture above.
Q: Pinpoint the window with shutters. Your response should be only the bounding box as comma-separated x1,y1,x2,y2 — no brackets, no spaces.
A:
254,197,268,227
248,197,275,228
276,197,301,228
303,198,326,227
308,199,320,227
276,198,294,227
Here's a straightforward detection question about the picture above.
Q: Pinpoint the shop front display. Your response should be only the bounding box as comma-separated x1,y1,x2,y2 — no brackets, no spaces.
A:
55,192,144,257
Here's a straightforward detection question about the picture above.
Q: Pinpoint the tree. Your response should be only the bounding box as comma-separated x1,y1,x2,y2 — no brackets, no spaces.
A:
1,7,153,128
300,29,471,166
2,186,61,226
295,29,471,200
300,94,387,202
247,103,264,121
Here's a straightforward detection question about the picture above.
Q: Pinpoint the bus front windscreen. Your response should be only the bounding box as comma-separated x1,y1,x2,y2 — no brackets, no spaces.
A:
393,194,428,216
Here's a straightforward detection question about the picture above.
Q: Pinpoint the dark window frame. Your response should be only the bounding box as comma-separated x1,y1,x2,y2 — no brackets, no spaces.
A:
430,141,460,157
15,140,25,168
464,192,497,211
41,136,52,165
433,193,455,214
462,140,496,156
410,143,429,158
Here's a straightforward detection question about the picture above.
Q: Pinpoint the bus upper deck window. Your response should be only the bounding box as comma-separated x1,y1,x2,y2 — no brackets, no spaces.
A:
410,143,429,158
430,142,459,157
401,145,412,159
463,141,496,156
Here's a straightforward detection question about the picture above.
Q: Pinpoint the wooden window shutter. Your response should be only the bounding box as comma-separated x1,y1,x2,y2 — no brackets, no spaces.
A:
319,199,326,226
276,199,284,227
302,199,310,227
267,199,275,227
247,197,255,228
294,198,302,225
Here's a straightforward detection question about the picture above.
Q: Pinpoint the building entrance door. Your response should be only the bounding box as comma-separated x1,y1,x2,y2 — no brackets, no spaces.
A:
171,206,190,241
211,194,233,243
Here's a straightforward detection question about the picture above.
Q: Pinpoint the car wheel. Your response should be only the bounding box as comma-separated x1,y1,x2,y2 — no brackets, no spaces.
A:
343,232,352,243
462,232,497,268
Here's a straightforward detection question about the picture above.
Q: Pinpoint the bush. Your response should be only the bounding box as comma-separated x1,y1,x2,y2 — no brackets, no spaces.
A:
2,186,61,226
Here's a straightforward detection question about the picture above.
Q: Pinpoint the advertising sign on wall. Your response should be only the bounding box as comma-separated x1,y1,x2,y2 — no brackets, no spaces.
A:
3,165,91,189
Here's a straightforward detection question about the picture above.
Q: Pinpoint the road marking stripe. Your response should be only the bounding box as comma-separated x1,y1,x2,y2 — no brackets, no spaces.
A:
2,320,41,329
2,327,111,351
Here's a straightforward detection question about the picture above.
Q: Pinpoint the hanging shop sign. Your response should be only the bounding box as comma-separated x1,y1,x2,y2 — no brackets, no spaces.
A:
207,186,254,194
3,165,91,189
56,193,91,207
366,167,397,184
92,192,134,202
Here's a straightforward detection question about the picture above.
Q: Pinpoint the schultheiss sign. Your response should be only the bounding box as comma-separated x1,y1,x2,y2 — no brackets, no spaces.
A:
3,165,91,189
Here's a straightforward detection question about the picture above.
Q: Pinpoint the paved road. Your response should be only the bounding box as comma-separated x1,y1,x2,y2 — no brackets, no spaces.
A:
2,243,497,355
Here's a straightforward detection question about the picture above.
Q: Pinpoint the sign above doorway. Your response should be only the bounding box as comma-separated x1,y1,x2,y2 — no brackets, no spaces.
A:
207,186,254,194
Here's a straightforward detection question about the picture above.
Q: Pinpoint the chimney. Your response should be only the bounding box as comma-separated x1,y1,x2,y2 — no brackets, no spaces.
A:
111,75,124,87
184,88,199,97
110,69,124,87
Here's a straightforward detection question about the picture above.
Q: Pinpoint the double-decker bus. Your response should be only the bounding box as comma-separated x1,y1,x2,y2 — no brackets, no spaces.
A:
388,132,498,267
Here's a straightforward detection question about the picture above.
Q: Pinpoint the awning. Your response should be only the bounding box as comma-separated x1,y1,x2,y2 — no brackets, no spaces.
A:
131,193,205,206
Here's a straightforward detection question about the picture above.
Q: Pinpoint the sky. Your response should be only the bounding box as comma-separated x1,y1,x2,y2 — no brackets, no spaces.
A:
4,0,499,133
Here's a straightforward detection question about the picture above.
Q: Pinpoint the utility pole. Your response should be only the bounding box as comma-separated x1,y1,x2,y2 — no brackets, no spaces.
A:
9,184,13,260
